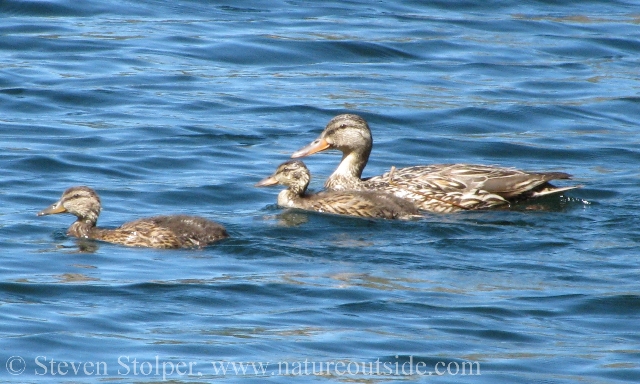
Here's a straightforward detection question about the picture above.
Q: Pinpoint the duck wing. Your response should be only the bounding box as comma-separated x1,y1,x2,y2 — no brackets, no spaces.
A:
143,215,228,247
105,215,227,248
304,191,419,220
370,164,577,200
92,219,182,249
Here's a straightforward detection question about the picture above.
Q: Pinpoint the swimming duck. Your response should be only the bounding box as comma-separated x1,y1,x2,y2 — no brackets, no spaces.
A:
38,186,228,248
291,114,580,213
255,160,420,220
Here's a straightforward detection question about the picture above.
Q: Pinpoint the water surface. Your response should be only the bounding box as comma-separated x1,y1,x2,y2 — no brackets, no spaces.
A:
1,0,639,382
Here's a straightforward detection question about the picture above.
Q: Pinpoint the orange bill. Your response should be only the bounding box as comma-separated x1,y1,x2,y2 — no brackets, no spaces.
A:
37,201,67,216
254,176,279,187
291,137,330,158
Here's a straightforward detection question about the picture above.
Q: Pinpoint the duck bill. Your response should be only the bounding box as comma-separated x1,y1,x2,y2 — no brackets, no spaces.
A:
254,176,279,187
37,201,66,216
291,137,330,158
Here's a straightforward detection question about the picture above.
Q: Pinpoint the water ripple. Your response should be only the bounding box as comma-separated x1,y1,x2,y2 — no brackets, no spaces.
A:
1,1,639,383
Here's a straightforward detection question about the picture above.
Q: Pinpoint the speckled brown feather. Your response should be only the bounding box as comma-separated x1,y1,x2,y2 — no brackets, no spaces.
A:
89,216,228,249
39,186,228,249
256,161,420,220
291,114,580,212
306,190,420,219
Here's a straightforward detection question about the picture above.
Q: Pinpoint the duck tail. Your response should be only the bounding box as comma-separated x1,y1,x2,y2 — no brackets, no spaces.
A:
529,184,583,198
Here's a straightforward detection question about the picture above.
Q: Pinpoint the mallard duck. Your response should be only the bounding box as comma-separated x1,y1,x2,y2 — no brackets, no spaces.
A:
291,114,580,213
255,160,420,220
38,186,228,248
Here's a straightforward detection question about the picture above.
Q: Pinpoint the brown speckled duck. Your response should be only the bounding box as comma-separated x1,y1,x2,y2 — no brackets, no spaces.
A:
255,160,420,220
291,114,580,213
38,186,228,249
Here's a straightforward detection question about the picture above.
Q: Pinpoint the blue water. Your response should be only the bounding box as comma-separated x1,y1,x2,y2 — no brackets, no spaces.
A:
1,0,639,382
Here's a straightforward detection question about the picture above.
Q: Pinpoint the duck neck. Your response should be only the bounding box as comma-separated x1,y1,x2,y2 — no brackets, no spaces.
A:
277,176,309,208
68,218,97,239
278,189,302,208
291,179,308,196
326,149,370,190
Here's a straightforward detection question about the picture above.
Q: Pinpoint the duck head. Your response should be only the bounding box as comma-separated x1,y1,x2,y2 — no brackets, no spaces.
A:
38,186,102,224
291,114,372,160
255,160,311,196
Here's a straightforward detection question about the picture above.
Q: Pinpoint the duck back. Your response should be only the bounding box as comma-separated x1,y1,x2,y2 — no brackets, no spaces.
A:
93,215,228,249
300,190,420,220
